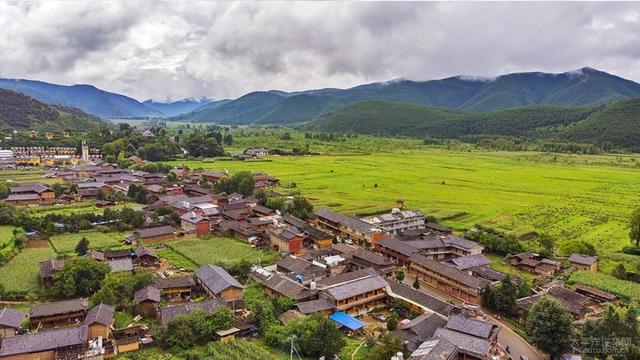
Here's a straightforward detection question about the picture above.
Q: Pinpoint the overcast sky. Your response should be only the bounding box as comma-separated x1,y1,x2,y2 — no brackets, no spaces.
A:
1,1,639,102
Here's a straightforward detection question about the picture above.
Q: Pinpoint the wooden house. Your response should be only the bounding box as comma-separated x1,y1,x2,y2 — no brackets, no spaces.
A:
0,308,24,338
180,211,211,236
317,268,389,316
28,298,88,330
408,254,489,305
125,225,175,244
153,276,195,301
569,254,598,272
135,247,159,267
38,259,65,287
196,264,244,302
133,285,161,317
268,227,303,254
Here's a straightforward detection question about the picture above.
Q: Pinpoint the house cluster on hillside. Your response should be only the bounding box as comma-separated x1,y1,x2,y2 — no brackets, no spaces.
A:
0,261,248,359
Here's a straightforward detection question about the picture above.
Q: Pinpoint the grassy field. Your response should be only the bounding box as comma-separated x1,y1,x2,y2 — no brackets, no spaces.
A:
0,245,56,293
169,149,640,257
164,236,279,269
156,247,198,270
568,270,640,302
49,231,123,254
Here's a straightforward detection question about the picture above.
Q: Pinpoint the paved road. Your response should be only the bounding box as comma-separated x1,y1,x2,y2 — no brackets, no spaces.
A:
402,274,544,360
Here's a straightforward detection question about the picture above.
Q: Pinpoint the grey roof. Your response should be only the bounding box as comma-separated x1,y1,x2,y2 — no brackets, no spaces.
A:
135,246,158,259
387,280,457,317
253,269,316,300
108,258,134,272
409,254,490,290
445,314,495,339
6,194,41,201
0,326,86,357
39,258,65,279
295,298,336,315
134,285,161,304
314,209,382,235
394,313,448,352
276,256,315,274
160,299,225,324
569,253,598,266
424,222,453,233
154,275,195,289
448,254,490,270
316,267,378,288
180,211,208,223
365,210,425,225
10,184,51,194
135,225,174,238
469,266,505,282
434,328,491,358
409,337,458,360
324,274,389,301
0,307,25,328
84,304,114,326
442,235,482,251
29,298,88,318
352,247,394,267
196,264,243,294
377,237,419,257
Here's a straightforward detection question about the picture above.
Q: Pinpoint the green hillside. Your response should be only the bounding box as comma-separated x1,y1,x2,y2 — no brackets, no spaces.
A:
307,98,640,150
307,100,594,137
0,88,104,131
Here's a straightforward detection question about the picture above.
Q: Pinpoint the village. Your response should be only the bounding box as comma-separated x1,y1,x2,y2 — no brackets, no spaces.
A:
0,141,630,360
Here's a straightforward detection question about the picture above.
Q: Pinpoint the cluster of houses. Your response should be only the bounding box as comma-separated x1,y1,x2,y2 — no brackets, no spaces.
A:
0,158,621,359
0,142,101,168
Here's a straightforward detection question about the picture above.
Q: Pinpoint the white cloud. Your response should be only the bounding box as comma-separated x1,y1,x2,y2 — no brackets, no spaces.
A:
0,1,639,101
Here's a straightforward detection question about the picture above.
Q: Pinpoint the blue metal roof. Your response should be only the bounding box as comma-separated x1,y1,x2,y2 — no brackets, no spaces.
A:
329,312,364,331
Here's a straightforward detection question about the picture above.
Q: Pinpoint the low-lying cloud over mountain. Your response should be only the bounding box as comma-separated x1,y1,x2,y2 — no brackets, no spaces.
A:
0,2,639,102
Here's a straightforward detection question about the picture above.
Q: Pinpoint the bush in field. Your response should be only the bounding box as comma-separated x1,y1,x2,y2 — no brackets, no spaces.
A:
158,308,235,352
265,313,346,359
214,171,254,197
581,305,640,359
49,258,111,299
90,270,153,308
465,225,524,256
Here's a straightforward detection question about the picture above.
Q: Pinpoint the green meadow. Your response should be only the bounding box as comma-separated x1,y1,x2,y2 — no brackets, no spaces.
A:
0,245,57,293
171,148,640,256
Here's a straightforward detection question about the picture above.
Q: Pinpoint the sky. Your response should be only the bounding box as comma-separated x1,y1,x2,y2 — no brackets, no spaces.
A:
1,1,639,102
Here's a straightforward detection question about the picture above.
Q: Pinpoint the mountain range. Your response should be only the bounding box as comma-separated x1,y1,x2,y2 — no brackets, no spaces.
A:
173,67,640,124
306,98,640,150
0,88,104,131
2,67,640,122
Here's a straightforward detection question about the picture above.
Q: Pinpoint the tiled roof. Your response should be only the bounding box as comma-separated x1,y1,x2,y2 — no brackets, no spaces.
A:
295,298,336,315
28,298,88,318
154,276,195,289
135,247,158,259
160,299,225,324
445,315,495,339
9,184,51,194
408,337,458,360
447,254,490,270
84,304,114,326
108,258,133,272
196,264,243,294
314,209,382,235
376,237,419,257
316,267,378,288
324,274,388,301
38,259,65,279
434,328,491,358
569,253,598,266
394,313,448,352
135,225,174,238
134,285,161,304
387,280,457,317
409,254,490,290
0,307,25,328
0,326,86,357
